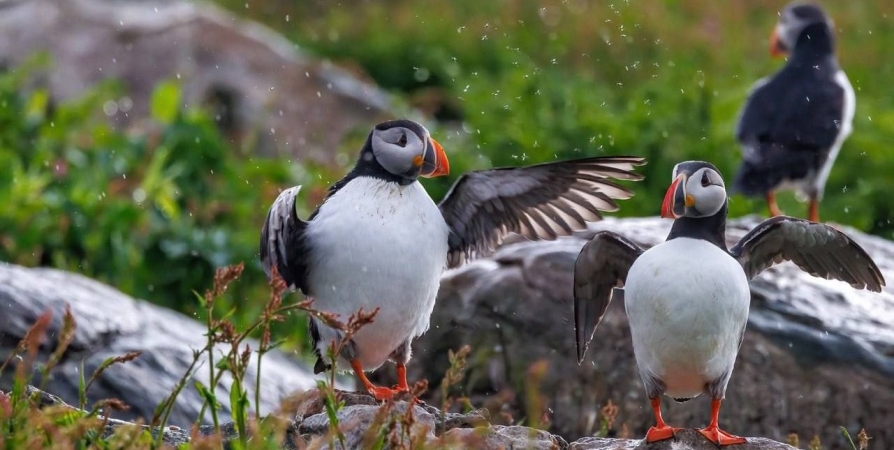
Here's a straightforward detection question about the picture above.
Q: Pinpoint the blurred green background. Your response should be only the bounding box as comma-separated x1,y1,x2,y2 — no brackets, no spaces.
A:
1,0,892,355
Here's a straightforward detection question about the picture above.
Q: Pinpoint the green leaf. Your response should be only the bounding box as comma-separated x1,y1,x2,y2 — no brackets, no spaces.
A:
150,81,181,125
194,380,219,411
229,380,249,446
78,360,87,409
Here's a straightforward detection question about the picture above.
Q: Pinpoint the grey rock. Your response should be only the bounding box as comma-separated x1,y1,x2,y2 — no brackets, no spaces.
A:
569,430,798,450
443,425,566,449
299,401,437,450
0,0,397,163
0,263,330,427
408,216,894,449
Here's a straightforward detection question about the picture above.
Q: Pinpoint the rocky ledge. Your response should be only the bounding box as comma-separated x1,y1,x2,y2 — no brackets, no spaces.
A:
8,385,798,450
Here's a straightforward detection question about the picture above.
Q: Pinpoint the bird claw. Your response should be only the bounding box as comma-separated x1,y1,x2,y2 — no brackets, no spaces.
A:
697,426,747,447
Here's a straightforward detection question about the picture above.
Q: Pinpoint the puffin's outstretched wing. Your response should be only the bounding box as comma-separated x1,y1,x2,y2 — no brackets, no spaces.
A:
260,186,312,294
439,156,645,268
573,231,644,363
730,216,885,292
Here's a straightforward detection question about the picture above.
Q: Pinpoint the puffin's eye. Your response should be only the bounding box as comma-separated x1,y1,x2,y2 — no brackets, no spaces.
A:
397,133,408,147
701,172,710,187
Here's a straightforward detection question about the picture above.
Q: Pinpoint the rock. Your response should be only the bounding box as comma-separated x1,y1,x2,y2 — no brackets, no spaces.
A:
0,0,395,163
299,401,437,449
409,216,894,448
569,430,798,449
0,262,335,427
444,425,567,449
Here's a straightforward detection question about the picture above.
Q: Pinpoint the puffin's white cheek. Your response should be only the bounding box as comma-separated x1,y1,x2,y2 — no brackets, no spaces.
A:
701,187,727,216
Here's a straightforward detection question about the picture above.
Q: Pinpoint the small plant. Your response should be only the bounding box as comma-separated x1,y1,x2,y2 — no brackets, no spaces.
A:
439,345,470,435
597,399,619,438
841,427,872,450
524,359,550,430
0,308,147,449
808,434,824,450
152,263,325,448
857,428,872,450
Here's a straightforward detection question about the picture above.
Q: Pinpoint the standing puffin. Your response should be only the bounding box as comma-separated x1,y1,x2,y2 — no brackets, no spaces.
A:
573,161,883,446
733,2,854,222
261,119,645,400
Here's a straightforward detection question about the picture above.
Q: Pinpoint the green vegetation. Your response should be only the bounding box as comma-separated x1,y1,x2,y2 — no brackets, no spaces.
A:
0,58,313,345
220,0,894,233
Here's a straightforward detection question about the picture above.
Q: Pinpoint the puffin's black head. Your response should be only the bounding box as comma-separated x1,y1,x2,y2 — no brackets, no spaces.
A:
770,2,833,56
661,161,727,220
360,119,449,185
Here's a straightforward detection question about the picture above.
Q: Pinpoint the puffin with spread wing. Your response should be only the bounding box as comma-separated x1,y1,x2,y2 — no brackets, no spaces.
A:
261,119,645,400
574,161,883,446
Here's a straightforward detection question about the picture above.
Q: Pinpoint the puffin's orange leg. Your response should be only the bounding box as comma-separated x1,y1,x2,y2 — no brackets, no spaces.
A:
697,398,746,446
808,197,820,222
350,359,395,400
645,397,681,443
766,191,782,217
394,362,410,392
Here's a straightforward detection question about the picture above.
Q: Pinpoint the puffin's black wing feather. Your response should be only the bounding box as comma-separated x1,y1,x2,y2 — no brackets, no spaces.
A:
438,156,645,268
573,231,644,363
260,186,312,295
730,216,885,292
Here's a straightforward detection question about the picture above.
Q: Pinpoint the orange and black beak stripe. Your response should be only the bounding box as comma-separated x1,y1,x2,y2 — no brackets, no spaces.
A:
420,137,449,178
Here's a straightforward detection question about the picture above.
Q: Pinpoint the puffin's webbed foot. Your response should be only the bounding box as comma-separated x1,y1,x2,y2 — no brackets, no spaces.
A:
645,397,681,443
645,425,680,443
697,426,747,447
351,359,411,401
808,196,820,222
766,191,783,217
697,398,746,447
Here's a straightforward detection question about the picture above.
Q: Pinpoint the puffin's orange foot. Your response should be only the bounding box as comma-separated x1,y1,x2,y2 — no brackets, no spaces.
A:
366,385,397,401
390,385,410,394
645,425,680,443
697,426,747,446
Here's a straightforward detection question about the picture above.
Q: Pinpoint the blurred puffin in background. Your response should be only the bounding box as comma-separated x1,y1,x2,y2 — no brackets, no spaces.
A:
261,119,645,400
574,161,883,446
733,2,854,222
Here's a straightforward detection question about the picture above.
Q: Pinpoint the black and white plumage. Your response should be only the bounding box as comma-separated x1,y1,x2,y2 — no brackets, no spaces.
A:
574,161,883,446
261,119,645,400
733,2,854,222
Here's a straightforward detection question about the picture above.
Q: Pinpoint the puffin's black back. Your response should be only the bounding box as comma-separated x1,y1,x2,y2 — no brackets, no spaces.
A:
733,13,844,197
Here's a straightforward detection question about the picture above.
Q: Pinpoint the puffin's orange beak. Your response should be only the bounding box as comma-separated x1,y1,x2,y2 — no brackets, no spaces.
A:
661,173,686,219
420,137,449,178
769,27,787,57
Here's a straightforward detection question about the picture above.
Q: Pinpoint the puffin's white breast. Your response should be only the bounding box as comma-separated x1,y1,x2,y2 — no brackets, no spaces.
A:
624,238,750,399
304,176,449,370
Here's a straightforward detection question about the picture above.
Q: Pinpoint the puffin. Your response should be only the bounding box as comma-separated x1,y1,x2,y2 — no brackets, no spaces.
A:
573,161,883,446
733,2,854,222
261,119,645,400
